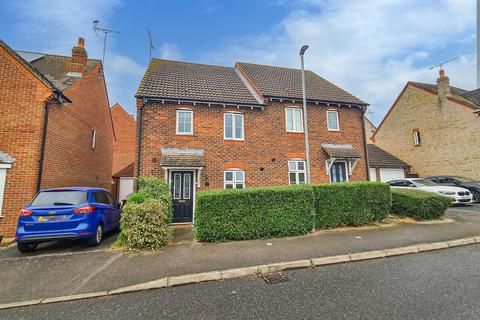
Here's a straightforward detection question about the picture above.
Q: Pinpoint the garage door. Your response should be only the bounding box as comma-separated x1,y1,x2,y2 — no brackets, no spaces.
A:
379,168,405,182
118,177,134,201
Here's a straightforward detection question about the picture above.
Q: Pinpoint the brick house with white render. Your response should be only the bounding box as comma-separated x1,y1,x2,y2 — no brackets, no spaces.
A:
135,59,370,223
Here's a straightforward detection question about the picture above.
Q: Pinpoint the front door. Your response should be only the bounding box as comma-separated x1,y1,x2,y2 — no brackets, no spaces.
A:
330,162,348,183
171,171,194,223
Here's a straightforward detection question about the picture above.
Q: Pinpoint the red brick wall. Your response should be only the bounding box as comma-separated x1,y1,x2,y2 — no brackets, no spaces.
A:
41,65,114,191
136,100,367,190
0,46,53,237
111,103,136,175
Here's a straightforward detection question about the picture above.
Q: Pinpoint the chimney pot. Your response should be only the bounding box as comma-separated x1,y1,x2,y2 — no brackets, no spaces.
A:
77,37,85,48
439,69,445,78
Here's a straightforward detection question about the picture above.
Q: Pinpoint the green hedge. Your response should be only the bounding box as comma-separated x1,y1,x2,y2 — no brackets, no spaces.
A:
117,176,173,250
313,182,392,228
391,189,452,220
195,185,315,242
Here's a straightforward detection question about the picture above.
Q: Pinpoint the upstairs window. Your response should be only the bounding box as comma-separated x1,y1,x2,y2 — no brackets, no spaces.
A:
327,110,340,131
285,108,303,133
288,159,306,185
224,169,245,189
224,113,244,140
176,109,193,135
413,129,421,146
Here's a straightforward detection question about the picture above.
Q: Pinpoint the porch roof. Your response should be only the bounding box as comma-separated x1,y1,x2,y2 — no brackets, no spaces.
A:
321,144,362,159
160,148,205,168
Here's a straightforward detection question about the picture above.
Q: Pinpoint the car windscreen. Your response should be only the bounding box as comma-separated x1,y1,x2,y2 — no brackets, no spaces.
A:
30,191,88,207
414,179,438,187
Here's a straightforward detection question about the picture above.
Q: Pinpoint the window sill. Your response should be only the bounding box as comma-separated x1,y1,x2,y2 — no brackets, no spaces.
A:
176,134,194,138
327,129,341,132
286,131,304,134
224,140,245,144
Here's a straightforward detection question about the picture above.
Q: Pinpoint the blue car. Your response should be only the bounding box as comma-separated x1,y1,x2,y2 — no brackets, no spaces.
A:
16,187,121,253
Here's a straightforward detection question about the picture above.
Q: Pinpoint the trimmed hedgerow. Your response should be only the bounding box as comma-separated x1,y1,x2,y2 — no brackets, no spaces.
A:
313,182,392,228
117,176,173,250
120,199,173,251
195,185,315,242
391,188,452,220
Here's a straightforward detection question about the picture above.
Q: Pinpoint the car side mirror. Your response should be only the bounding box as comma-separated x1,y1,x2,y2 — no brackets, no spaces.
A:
408,183,416,188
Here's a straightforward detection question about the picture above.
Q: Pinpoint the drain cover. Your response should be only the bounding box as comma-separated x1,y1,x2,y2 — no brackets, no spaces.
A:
261,272,289,284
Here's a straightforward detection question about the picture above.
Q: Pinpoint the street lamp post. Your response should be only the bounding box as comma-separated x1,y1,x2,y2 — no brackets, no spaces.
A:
300,45,311,184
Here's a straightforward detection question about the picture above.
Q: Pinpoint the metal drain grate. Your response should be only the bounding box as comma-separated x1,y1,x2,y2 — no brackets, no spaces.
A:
261,272,289,284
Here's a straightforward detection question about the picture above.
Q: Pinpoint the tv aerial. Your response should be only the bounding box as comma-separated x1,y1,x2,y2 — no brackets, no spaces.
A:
93,19,119,66
429,57,459,72
148,30,155,61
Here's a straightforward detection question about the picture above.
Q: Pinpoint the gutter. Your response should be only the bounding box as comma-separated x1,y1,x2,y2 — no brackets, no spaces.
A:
136,99,145,190
36,102,51,192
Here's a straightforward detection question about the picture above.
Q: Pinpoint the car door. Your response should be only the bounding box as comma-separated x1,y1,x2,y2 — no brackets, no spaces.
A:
106,192,121,229
93,191,112,230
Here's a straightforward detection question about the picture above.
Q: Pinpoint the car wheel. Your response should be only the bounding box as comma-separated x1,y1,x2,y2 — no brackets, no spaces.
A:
88,224,103,246
17,242,37,253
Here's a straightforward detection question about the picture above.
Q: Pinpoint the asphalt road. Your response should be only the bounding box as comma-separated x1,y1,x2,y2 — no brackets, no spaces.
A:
3,245,480,320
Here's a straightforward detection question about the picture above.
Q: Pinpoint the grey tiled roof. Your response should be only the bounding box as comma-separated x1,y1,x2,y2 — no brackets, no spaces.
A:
412,82,480,108
321,144,362,159
236,62,367,105
367,144,410,168
15,51,101,91
160,148,205,168
0,151,15,164
136,59,262,106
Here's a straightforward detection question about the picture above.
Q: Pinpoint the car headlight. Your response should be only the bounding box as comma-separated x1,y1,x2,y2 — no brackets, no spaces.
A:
439,191,455,195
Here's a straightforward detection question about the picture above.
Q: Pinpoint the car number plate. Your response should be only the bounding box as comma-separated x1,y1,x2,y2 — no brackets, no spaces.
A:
38,216,56,222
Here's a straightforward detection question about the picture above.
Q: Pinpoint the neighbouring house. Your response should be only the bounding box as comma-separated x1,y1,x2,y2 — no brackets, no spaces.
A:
367,144,411,182
111,103,136,201
364,116,376,140
135,59,369,223
0,37,114,237
372,70,480,180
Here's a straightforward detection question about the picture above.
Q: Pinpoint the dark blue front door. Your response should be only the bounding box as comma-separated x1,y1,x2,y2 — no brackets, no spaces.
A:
330,162,347,183
171,171,194,223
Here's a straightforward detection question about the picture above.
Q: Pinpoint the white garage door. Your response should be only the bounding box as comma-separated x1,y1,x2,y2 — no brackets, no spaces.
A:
379,168,405,182
369,168,377,182
118,177,134,201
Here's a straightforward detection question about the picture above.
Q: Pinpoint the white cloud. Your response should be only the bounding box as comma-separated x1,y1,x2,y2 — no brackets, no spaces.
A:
203,0,476,124
158,43,183,60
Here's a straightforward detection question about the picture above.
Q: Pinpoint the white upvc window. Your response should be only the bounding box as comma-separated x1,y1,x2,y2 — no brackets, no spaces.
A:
288,159,306,185
176,109,193,135
224,169,245,189
413,129,421,146
327,110,340,131
91,129,96,150
285,108,303,133
0,163,12,217
224,112,244,140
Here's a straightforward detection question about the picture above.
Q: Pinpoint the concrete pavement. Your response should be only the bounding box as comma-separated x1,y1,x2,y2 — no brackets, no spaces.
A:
0,204,479,304
3,244,480,319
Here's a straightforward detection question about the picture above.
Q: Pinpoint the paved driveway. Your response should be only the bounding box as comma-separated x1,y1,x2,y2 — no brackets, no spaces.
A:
0,231,118,259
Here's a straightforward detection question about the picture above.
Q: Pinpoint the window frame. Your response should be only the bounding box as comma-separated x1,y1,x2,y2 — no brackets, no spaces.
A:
224,112,244,141
224,169,245,189
326,110,340,131
285,107,304,133
91,129,96,150
176,109,194,135
288,159,306,185
413,129,421,146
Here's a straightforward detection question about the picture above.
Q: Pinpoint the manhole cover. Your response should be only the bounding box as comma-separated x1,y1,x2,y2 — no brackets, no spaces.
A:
261,272,289,284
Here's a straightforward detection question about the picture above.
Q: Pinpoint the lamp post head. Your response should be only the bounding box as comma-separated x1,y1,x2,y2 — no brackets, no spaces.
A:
300,45,309,56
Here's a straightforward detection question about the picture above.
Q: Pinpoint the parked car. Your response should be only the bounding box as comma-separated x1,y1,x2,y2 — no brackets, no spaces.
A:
15,187,121,253
386,178,473,205
426,176,480,203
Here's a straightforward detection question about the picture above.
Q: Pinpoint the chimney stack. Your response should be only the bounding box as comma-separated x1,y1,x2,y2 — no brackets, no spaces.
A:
436,69,451,102
70,37,88,74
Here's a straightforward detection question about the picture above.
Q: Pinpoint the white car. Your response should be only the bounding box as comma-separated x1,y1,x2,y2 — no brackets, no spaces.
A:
386,178,473,204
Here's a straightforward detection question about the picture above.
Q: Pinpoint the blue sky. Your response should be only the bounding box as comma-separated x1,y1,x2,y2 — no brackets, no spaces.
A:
0,0,476,124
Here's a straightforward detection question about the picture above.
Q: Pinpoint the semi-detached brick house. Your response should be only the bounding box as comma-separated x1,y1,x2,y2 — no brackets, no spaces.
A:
0,38,114,237
135,59,370,223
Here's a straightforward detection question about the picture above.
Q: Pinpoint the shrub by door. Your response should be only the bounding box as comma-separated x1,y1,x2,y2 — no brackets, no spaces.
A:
171,171,194,223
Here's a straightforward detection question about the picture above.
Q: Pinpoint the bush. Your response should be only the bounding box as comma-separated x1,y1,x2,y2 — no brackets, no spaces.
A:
195,185,315,242
391,189,452,220
117,176,173,250
313,182,392,228
120,199,173,251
